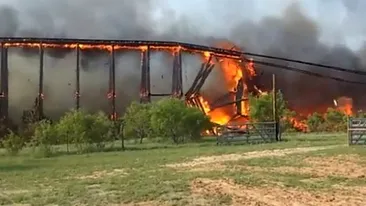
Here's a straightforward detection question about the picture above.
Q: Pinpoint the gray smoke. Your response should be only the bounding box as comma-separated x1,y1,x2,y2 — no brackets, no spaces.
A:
1,0,366,121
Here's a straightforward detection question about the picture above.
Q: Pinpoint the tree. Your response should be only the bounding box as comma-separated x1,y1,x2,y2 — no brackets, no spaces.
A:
56,109,112,153
123,102,153,144
249,91,297,133
249,91,288,122
31,120,57,157
1,131,25,156
181,107,212,141
150,98,211,143
307,112,325,132
324,108,347,132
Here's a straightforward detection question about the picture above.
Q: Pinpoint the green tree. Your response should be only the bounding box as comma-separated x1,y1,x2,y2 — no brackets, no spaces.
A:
249,91,288,122
150,98,210,143
306,112,325,132
1,131,25,156
324,108,347,132
56,110,112,153
123,102,153,144
31,120,57,157
181,107,212,141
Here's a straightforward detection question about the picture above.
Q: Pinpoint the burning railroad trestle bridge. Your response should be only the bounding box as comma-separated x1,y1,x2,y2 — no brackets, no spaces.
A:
0,37,274,138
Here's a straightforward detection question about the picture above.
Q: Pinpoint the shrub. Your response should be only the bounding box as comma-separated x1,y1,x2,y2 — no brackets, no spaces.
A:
249,90,295,132
249,91,288,122
1,131,25,155
31,120,57,157
88,111,113,150
307,112,325,132
150,98,211,143
123,102,153,144
56,109,112,153
324,108,347,132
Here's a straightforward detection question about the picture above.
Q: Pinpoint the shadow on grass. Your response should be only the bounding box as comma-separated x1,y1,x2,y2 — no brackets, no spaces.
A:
0,164,38,172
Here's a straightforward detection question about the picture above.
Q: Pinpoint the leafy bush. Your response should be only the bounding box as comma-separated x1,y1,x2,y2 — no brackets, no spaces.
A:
306,108,348,132
306,112,325,132
31,120,57,157
123,102,153,144
1,131,25,155
56,109,112,153
150,98,211,143
324,108,347,132
249,90,295,132
249,91,288,122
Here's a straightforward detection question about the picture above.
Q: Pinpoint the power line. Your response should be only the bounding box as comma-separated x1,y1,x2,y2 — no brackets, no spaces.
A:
252,60,366,85
244,52,366,76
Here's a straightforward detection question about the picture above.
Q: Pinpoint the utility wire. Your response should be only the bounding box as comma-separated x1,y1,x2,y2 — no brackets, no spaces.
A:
244,52,366,76
251,60,366,85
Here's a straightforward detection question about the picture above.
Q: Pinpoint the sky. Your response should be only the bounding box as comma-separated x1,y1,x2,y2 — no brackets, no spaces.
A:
164,0,364,51
0,0,364,51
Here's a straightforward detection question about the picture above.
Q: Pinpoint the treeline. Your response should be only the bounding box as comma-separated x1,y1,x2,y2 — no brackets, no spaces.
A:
0,98,211,157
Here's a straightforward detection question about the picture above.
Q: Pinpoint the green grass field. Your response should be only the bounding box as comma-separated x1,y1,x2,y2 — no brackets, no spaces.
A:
1,133,365,206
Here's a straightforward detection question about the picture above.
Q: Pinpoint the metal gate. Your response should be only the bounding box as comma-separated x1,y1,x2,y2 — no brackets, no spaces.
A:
216,122,278,145
348,117,366,145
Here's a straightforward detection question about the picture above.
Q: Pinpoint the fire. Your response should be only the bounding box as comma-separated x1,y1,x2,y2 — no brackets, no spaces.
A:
333,96,353,116
1,41,241,60
287,117,308,132
196,42,257,125
198,96,210,114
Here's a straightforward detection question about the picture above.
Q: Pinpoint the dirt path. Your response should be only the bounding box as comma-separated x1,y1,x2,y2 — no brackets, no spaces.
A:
191,178,366,206
166,145,344,168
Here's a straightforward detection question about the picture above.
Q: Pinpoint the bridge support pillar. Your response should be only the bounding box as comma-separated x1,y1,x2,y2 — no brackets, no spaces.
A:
75,45,81,110
37,45,44,120
108,46,117,120
171,49,183,98
140,46,151,103
0,44,8,121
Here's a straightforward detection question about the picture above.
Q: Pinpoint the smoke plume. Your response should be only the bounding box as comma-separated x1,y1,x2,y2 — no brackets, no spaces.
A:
0,0,366,121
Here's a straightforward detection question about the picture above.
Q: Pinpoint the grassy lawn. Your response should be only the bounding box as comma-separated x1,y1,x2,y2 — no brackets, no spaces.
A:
1,133,365,205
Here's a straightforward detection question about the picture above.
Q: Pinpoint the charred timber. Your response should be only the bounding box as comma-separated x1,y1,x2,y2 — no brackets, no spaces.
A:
0,44,8,120
235,78,244,115
75,45,80,109
185,59,214,98
140,47,151,103
38,45,44,120
150,93,172,97
185,63,205,98
0,37,244,59
171,50,183,98
191,64,214,95
109,46,116,120
211,98,249,111
211,92,236,107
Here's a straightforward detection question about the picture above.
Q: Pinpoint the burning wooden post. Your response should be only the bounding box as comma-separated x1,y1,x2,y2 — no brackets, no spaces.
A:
140,46,151,103
0,43,8,120
109,45,117,120
38,44,44,120
171,49,183,98
235,78,244,115
75,45,81,110
185,54,213,98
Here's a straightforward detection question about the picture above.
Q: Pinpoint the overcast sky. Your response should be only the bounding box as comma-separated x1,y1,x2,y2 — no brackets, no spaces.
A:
0,0,364,50
163,0,364,50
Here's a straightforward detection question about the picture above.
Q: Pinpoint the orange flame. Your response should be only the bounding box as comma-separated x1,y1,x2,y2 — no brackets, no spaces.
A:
334,96,353,116
197,42,256,125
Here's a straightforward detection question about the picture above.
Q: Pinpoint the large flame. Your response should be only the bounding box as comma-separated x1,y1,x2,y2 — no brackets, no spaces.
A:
197,42,256,125
333,96,353,116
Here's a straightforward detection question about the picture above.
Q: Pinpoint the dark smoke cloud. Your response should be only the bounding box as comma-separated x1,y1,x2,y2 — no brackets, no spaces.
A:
229,1,366,114
0,0,366,120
